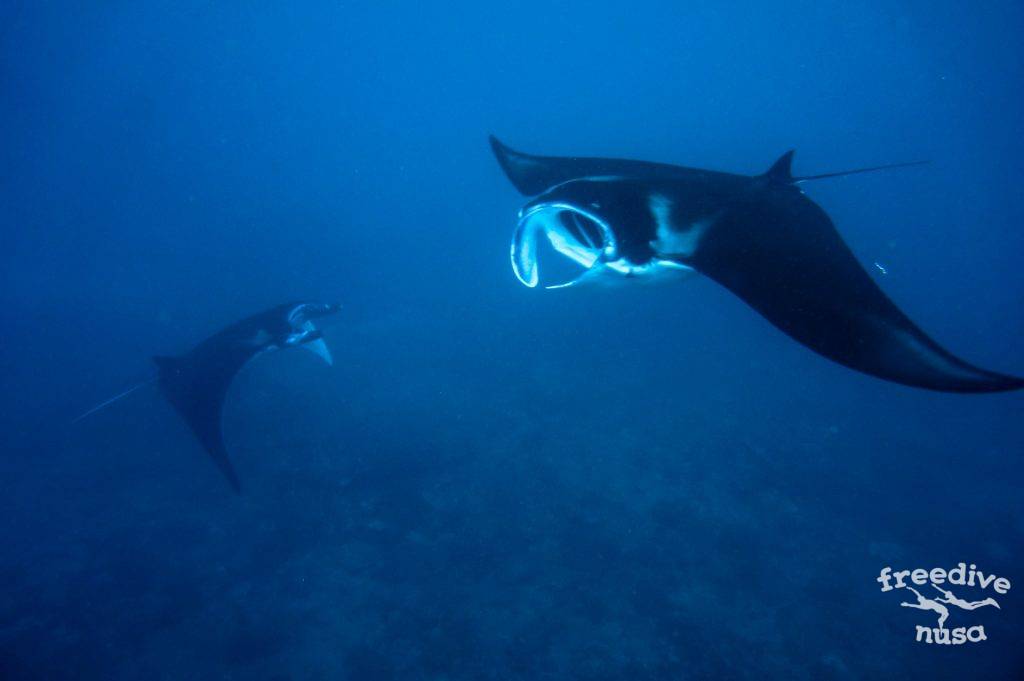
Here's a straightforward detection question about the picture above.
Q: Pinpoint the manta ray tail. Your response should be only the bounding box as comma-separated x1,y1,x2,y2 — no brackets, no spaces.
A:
764,150,930,184
71,376,157,424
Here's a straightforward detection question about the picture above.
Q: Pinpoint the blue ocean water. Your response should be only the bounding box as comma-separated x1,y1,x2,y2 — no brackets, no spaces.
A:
1,1,1022,678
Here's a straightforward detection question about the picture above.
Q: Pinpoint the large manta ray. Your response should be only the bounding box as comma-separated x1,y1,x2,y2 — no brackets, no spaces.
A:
152,301,340,491
490,136,1023,393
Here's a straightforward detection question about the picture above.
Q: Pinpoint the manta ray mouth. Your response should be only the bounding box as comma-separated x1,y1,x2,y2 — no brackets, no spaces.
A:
512,202,618,289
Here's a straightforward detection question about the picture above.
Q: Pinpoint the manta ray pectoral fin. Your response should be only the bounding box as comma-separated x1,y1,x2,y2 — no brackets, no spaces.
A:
198,435,242,494
489,135,690,196
691,189,1024,393
299,321,333,366
490,135,554,196
302,338,333,366
153,350,250,493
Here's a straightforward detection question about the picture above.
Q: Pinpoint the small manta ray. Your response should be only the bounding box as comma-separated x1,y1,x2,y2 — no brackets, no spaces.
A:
76,302,341,492
152,301,340,491
490,136,1023,393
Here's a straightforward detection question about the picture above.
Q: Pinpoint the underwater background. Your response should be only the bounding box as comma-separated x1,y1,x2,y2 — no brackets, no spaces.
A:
2,1,1022,678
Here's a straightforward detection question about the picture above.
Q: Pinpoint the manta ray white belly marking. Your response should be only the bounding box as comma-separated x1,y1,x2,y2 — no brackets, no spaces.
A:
648,193,715,259
248,329,274,346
